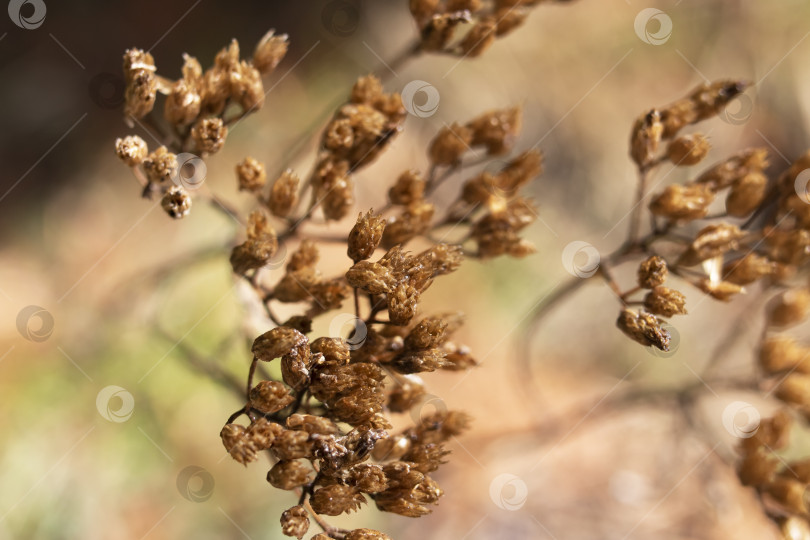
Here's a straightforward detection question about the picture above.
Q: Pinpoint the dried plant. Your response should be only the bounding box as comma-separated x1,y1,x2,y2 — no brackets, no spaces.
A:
521,78,810,538
112,4,561,537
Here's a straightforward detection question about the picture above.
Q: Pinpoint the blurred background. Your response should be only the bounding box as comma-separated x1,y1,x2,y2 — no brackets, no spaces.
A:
2,0,810,538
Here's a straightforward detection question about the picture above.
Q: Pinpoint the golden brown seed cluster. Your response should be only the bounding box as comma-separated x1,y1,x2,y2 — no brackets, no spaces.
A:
116,12,551,537
409,0,572,57
610,78,810,358
115,32,289,218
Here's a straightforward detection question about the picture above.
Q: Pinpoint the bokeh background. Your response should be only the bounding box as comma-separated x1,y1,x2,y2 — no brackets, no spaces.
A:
2,0,810,538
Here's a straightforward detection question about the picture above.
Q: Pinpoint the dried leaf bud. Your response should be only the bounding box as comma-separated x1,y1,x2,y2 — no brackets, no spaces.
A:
268,170,300,217
345,528,392,540
616,309,670,351
630,109,663,168
114,135,148,167
467,106,522,155
252,326,308,362
249,381,295,413
697,278,744,301
235,156,267,193
191,117,228,154
768,289,810,327
460,16,497,57
310,484,366,516
677,223,744,266
723,253,775,285
164,79,201,126
280,505,309,539
738,449,779,487
389,170,426,205
760,337,808,374
666,133,710,166
644,286,687,317
267,460,314,491
348,210,386,262
143,146,178,184
638,255,668,288
776,372,810,408
767,477,809,514
428,123,473,166
649,183,715,221
726,171,767,217
253,30,289,74
161,186,191,219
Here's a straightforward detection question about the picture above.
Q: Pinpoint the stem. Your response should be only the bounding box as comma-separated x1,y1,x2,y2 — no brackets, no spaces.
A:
627,166,651,247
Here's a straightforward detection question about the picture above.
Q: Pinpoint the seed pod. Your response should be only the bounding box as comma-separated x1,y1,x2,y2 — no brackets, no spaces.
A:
252,327,308,362
723,253,775,285
161,186,191,219
286,414,339,435
616,309,670,351
280,505,309,539
677,223,744,266
630,110,663,168
760,337,808,374
114,135,148,166
381,201,435,249
230,211,278,274
666,133,710,166
272,429,314,460
776,372,810,408
726,171,767,217
644,286,687,317
767,289,810,327
348,210,386,262
738,449,778,487
460,16,497,57
253,30,289,74
696,148,769,190
428,123,473,166
697,278,744,301
345,529,392,540
767,477,809,514
638,255,668,288
467,106,521,156
249,381,295,414
267,460,314,490
220,424,256,465
235,156,267,193
310,484,366,516
309,338,351,367
346,261,393,295
191,117,228,154
649,183,715,221
230,61,265,112
389,170,426,205
267,170,299,217
123,49,157,120
164,79,201,126
142,146,178,184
